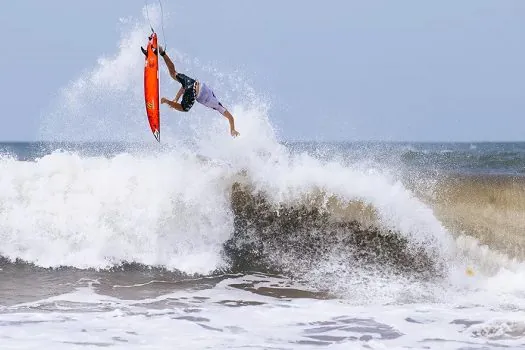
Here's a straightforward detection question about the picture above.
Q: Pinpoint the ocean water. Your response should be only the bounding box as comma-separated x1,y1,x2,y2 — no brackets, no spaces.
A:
2,5,525,350
1,140,524,350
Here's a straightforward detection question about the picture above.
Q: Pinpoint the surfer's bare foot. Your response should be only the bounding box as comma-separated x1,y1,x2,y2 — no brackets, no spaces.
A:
231,129,240,138
161,97,168,104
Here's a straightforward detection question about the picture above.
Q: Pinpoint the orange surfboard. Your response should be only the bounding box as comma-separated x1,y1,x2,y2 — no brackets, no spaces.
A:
141,33,160,142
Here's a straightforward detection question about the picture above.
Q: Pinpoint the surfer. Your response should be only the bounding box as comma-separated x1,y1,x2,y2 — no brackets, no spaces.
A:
158,47,240,138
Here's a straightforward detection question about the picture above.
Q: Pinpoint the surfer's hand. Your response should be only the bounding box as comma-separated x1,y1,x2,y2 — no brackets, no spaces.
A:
231,129,240,138
158,46,166,57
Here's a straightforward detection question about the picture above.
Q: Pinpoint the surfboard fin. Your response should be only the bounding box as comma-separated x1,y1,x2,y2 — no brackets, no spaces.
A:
153,129,160,143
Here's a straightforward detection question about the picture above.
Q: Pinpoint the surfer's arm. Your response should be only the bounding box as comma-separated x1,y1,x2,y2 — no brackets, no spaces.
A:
175,87,184,103
222,110,240,137
159,47,178,80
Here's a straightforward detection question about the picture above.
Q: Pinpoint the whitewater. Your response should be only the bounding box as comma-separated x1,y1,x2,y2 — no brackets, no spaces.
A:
1,5,525,350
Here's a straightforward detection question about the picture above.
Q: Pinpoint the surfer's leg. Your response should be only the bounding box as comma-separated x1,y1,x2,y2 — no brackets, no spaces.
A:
196,84,239,136
161,97,185,112
162,86,195,112
198,85,227,115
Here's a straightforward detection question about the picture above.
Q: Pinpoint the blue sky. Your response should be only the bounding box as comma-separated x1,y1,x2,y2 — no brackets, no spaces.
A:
2,0,524,142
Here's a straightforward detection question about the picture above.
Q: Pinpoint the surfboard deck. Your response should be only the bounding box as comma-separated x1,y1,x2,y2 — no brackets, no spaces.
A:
142,33,160,142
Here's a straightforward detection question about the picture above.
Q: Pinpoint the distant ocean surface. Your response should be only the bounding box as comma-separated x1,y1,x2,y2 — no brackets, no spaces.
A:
0,140,524,349
284,141,525,176
2,141,524,175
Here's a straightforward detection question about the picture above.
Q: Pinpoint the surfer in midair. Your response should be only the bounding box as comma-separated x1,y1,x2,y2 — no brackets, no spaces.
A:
158,47,240,138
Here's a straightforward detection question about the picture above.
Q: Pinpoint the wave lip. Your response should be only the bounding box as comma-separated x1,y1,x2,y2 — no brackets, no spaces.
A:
224,181,448,280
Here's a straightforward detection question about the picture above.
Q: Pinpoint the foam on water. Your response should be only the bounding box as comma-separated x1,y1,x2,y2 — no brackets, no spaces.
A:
0,149,235,273
2,277,525,349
